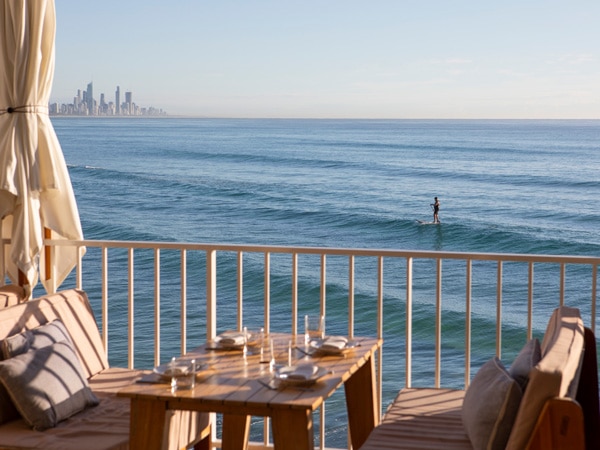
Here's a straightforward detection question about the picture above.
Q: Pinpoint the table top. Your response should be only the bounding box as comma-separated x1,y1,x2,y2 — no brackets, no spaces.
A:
118,333,382,416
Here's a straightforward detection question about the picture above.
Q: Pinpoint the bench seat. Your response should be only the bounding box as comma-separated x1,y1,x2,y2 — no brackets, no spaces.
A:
0,289,208,450
361,388,470,449
361,306,599,450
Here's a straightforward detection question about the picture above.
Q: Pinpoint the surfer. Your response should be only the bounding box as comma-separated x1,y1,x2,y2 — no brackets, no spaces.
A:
431,197,440,223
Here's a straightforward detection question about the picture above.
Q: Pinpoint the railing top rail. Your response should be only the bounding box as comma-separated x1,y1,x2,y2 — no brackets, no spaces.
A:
40,238,600,265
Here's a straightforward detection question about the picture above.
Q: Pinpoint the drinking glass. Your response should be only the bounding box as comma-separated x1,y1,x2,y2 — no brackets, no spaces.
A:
270,338,292,369
304,314,324,346
169,357,196,392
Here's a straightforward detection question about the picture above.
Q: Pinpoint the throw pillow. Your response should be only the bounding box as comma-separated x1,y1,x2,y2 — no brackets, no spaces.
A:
509,338,541,390
0,340,99,430
1,319,73,360
462,357,522,450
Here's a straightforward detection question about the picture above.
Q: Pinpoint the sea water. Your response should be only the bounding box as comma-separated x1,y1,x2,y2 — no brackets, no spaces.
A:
51,117,600,445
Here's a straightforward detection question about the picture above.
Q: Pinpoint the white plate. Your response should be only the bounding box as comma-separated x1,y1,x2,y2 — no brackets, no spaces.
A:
211,331,259,349
274,364,329,386
309,337,357,355
153,361,205,379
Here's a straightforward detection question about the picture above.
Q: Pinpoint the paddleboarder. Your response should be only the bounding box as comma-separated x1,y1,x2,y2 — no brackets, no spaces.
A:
431,197,440,223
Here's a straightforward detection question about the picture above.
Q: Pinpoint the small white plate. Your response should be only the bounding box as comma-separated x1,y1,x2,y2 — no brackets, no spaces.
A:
274,364,329,386
309,337,358,355
211,331,259,350
153,361,205,379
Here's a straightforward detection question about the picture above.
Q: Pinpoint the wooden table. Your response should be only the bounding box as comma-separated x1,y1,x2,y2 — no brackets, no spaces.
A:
118,333,382,450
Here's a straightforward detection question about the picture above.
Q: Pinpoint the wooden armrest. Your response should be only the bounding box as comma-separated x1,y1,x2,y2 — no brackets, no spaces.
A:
526,397,585,450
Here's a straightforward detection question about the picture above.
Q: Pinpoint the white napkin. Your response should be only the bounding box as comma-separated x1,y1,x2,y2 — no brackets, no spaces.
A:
218,331,246,346
162,363,190,377
285,364,319,381
319,336,348,351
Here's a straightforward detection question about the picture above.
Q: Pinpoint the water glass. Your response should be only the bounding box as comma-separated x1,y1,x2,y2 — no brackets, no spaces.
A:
304,314,324,345
270,338,292,369
169,357,196,392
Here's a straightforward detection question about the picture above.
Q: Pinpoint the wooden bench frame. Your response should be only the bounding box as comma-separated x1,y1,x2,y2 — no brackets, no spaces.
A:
360,326,600,450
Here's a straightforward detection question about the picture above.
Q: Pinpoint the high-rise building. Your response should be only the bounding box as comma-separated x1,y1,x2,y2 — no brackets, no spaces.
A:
115,86,120,115
86,82,93,114
125,91,132,115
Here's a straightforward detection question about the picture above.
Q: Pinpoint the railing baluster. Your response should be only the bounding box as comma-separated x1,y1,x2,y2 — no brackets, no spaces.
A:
206,250,217,340
320,254,326,322
264,252,270,333
528,262,534,340
319,252,326,450
128,248,134,368
237,251,243,331
406,257,413,388
465,259,472,388
593,264,598,332
101,246,108,353
560,263,566,306
76,245,83,289
435,258,442,388
292,253,298,336
181,249,187,355
496,261,502,359
348,255,355,338
154,248,160,366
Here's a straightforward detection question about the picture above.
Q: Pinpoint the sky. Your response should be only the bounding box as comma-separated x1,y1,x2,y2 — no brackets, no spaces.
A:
51,1,600,119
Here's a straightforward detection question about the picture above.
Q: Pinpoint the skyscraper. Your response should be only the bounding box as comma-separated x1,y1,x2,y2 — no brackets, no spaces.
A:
125,91,132,115
115,86,120,115
86,82,93,114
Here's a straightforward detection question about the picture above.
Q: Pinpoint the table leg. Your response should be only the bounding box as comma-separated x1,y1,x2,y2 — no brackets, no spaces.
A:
272,409,314,450
129,398,167,450
222,413,251,450
344,355,379,449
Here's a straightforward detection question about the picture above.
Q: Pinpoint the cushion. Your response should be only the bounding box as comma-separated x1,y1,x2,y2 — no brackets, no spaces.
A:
0,340,99,430
462,357,522,450
506,306,584,450
1,319,73,360
509,338,541,390
0,317,79,426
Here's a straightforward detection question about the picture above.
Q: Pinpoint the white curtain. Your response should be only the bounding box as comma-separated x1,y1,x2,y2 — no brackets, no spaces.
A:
0,0,84,296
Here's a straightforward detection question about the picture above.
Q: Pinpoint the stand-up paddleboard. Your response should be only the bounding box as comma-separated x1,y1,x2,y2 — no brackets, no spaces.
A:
417,220,441,225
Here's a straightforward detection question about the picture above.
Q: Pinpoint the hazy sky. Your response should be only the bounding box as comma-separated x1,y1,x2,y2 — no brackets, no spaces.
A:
51,1,600,119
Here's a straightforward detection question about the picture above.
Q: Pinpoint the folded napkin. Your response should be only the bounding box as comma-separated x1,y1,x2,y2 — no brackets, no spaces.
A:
164,365,189,377
319,336,348,351
218,331,246,346
285,364,319,381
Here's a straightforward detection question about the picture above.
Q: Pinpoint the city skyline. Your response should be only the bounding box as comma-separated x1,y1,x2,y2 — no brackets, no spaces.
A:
50,81,166,116
51,2,600,119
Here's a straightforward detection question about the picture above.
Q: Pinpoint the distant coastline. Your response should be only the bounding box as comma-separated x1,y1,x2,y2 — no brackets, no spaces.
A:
49,81,167,117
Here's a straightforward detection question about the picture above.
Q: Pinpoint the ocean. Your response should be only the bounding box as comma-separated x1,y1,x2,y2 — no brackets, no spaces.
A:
51,117,600,445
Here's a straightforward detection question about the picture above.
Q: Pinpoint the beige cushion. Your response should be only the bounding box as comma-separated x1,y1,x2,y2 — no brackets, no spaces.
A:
509,338,541,390
0,285,25,308
360,388,471,450
0,341,99,431
462,357,522,450
0,392,130,450
506,306,584,450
